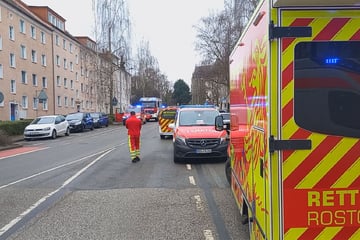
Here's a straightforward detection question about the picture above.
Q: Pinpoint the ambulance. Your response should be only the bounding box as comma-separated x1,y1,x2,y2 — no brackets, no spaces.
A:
215,0,360,239
158,106,178,139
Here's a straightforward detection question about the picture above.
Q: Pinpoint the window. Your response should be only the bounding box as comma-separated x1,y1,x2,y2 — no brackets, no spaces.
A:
76,89,79,98
75,72,78,80
69,43,73,53
57,96,61,106
63,39,66,49
294,41,360,138
30,25,36,39
21,70,27,84
81,83,84,92
10,80,16,93
56,76,60,86
33,97,38,109
20,45,26,59
70,79,74,89
63,58,67,69
31,50,37,63
40,31,46,44
0,35,2,50
75,54,78,64
22,96,28,108
32,74,37,86
64,78,67,88
71,98,74,107
9,26,15,40
70,62,73,71
64,96,68,106
10,53,16,67
41,54,46,66
56,55,60,66
0,64,3,79
42,99,48,110
19,19,25,33
55,35,59,45
42,77,47,88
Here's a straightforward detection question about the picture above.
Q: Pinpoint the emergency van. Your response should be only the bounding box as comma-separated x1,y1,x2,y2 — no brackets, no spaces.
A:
158,106,177,139
170,105,228,163
215,0,360,239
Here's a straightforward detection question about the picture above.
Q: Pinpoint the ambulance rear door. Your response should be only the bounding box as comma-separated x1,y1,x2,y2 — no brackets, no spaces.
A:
274,7,360,240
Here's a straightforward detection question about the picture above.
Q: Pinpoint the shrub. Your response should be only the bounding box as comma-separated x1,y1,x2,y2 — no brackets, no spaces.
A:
0,119,32,135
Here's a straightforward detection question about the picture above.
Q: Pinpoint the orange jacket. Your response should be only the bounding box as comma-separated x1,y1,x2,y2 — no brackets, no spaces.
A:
125,115,142,136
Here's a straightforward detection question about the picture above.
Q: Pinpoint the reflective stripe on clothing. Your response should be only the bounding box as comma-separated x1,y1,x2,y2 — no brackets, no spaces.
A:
128,135,140,159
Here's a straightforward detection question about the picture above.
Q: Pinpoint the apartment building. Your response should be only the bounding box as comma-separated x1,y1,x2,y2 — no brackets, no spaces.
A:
0,0,54,121
0,0,131,121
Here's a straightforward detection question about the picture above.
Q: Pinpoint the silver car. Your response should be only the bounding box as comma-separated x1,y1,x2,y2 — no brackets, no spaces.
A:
24,115,70,140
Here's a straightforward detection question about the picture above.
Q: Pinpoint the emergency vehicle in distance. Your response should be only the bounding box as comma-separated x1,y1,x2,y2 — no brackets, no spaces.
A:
158,106,178,139
139,97,162,122
169,105,228,163
215,0,360,239
122,106,146,125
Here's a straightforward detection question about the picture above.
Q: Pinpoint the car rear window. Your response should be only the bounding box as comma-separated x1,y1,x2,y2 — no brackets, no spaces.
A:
294,41,360,138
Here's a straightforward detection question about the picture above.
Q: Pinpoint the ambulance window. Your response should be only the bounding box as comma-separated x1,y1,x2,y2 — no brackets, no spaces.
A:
294,41,360,138
161,110,176,119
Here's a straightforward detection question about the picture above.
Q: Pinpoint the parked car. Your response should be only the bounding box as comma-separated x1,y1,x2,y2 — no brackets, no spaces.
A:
65,112,94,132
24,115,70,140
90,112,109,128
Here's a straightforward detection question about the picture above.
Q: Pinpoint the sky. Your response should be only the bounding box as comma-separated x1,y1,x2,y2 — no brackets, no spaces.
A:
23,0,224,85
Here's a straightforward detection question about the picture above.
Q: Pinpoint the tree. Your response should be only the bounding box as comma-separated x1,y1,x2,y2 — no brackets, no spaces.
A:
93,0,131,115
172,79,191,105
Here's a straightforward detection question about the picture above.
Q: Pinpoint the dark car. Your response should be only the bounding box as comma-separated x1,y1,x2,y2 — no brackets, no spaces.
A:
90,112,109,128
65,112,94,132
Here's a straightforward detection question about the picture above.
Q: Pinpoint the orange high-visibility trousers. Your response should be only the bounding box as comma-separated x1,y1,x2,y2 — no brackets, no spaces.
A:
128,135,140,159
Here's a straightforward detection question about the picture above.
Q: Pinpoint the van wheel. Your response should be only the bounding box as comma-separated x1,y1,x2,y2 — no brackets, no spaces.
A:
225,158,231,185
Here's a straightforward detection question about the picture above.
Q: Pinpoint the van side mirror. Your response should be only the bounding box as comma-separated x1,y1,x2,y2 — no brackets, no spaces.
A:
215,115,224,131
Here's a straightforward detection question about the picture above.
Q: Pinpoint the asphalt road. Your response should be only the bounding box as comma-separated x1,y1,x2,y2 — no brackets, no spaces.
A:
0,122,249,240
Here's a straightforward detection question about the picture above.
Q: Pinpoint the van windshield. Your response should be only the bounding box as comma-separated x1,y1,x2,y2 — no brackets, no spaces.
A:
179,110,219,126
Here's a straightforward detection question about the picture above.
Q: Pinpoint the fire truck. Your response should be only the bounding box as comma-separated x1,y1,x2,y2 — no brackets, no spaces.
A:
215,0,360,239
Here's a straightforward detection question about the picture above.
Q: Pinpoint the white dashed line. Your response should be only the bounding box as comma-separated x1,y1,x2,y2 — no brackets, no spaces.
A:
189,176,196,185
194,195,204,211
203,229,214,240
186,164,191,170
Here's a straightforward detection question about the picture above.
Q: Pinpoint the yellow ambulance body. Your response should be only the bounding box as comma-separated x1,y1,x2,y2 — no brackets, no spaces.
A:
227,0,360,239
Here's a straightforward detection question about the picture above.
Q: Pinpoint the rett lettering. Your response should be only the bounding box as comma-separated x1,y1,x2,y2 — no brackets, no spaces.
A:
308,190,359,207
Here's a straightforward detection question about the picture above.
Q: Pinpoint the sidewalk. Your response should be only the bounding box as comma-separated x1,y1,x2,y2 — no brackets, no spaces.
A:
0,137,23,151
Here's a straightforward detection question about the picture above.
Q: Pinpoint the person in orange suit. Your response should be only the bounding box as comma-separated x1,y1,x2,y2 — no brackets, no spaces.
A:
125,111,142,163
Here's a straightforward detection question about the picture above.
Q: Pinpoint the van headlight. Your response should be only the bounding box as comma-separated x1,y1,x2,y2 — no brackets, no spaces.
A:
175,135,186,144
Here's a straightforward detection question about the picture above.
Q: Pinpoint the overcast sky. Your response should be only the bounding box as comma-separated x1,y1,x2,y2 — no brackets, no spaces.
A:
23,0,224,86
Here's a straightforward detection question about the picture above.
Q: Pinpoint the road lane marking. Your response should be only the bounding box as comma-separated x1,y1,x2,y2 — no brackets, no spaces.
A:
203,229,214,240
189,176,196,185
0,147,115,237
186,164,191,170
0,149,113,190
0,146,48,160
194,195,204,211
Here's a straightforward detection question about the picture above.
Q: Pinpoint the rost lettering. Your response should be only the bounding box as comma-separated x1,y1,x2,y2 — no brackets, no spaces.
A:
307,190,360,226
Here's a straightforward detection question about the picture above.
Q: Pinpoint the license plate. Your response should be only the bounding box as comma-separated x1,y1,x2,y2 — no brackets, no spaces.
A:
30,132,39,135
196,149,212,153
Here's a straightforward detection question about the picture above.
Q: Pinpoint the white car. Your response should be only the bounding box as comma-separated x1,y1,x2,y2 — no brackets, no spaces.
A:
24,115,70,140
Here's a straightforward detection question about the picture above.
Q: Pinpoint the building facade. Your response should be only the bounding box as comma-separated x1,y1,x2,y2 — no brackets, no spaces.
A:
0,0,131,121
